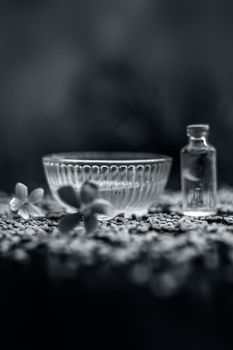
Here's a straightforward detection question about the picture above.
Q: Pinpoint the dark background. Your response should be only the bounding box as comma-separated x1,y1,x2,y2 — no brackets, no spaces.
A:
1,0,233,192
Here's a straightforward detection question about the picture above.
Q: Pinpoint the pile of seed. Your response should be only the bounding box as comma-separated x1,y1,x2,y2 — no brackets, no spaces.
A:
1,188,233,298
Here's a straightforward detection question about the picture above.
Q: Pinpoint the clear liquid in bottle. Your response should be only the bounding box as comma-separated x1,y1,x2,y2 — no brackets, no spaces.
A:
181,124,217,216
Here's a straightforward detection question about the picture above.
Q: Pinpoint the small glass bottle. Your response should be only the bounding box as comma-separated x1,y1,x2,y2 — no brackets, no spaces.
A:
181,124,217,216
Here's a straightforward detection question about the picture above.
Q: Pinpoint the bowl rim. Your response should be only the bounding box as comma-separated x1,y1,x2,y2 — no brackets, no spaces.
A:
43,152,172,164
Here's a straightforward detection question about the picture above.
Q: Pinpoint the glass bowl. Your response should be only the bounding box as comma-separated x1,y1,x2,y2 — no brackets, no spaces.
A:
42,152,172,218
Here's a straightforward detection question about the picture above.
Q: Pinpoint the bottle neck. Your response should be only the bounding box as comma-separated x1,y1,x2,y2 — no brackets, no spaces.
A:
188,136,208,147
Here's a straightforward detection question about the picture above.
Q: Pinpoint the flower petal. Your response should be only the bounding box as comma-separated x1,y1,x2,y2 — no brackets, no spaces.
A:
91,199,113,216
18,206,30,220
80,181,98,204
85,214,98,233
15,183,28,201
58,213,82,233
9,197,23,211
28,188,44,204
57,186,81,208
28,204,45,218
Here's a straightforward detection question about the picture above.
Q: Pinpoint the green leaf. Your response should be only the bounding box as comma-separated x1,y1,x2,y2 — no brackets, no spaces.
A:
80,181,98,204
85,214,98,233
91,199,112,215
57,186,81,208
58,213,82,233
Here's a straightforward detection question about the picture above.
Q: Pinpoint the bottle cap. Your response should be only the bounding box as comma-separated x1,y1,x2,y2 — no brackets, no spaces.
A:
187,124,209,138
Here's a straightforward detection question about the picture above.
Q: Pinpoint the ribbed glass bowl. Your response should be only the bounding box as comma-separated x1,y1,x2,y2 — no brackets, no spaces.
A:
43,152,172,218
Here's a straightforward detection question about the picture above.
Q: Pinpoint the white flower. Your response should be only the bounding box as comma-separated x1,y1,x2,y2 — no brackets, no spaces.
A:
10,183,45,220
57,181,113,234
